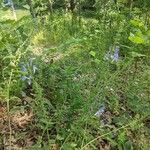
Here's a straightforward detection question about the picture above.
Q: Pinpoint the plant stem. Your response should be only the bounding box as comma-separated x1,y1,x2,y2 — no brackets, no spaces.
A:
6,69,13,150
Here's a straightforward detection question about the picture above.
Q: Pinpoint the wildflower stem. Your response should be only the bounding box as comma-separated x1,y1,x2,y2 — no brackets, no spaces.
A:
6,69,13,150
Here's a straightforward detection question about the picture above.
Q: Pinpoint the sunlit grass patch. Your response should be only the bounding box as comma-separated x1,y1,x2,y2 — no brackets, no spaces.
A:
0,8,29,21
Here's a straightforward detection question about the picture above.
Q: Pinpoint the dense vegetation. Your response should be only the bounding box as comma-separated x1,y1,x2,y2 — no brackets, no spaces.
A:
0,0,150,149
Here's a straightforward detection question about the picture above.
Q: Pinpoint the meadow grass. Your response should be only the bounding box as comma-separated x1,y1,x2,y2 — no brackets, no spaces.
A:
0,8,29,21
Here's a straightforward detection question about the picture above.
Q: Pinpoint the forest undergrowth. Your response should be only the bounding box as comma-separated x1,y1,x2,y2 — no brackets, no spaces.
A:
0,5,150,150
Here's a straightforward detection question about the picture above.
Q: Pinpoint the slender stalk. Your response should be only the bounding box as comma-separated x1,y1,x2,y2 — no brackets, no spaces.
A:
5,35,31,150
6,69,13,150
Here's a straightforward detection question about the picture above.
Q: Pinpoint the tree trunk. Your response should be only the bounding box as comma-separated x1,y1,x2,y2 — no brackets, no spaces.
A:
48,0,53,14
70,0,76,13
26,0,38,30
126,0,133,10
10,0,17,20
27,0,35,19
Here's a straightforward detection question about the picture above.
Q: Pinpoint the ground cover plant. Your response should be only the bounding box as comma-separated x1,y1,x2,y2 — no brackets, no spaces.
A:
0,0,150,150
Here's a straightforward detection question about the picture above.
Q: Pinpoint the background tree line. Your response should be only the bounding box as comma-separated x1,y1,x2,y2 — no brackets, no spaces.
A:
2,0,150,16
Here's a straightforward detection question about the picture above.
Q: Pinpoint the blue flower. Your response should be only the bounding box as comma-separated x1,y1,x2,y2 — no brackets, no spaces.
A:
20,57,38,85
21,75,32,85
21,65,27,72
4,0,12,6
112,46,119,62
95,105,105,117
21,76,28,81
105,46,120,62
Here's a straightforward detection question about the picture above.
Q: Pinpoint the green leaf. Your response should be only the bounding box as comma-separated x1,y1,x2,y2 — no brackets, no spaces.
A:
56,134,64,141
130,19,144,27
130,51,146,58
70,143,77,147
123,141,134,150
63,143,74,150
118,131,126,144
94,58,100,64
128,33,144,44
89,51,96,57
23,5,30,10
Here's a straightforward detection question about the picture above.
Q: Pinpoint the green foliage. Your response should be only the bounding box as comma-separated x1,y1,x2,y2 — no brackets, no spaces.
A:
0,1,150,149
